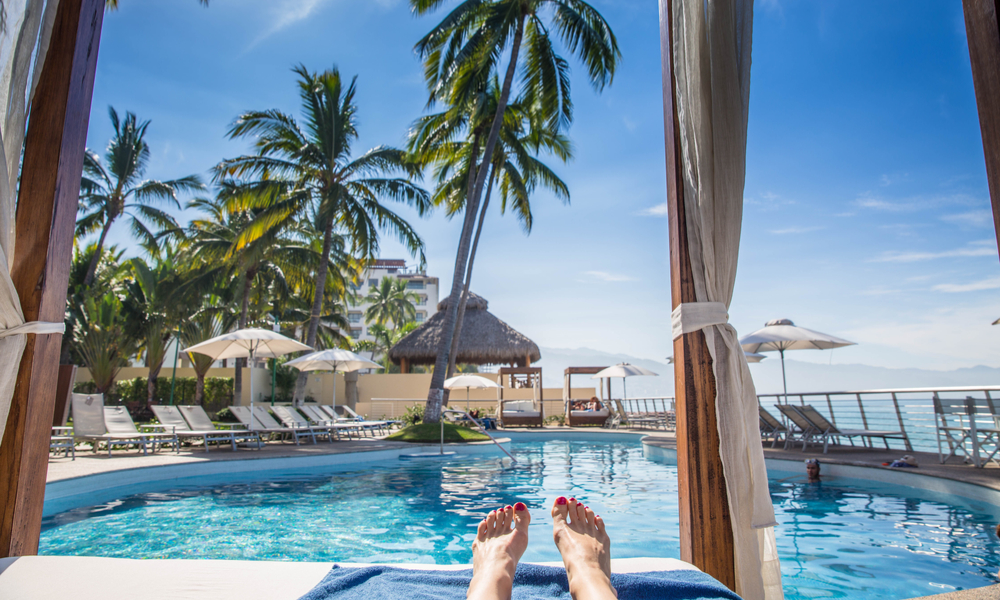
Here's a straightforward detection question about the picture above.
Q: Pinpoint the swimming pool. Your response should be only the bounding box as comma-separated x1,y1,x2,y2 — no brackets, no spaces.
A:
41,438,1000,599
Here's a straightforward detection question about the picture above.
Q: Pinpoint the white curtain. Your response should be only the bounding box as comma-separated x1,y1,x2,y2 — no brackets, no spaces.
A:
0,0,64,448
668,1,784,599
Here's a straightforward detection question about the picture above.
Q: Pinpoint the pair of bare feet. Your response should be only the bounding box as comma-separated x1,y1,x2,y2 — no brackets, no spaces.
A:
467,496,617,600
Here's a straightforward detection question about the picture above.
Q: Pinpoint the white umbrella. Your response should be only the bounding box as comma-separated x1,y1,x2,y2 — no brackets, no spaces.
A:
183,329,312,430
591,363,658,403
444,374,500,411
285,349,382,416
739,318,855,401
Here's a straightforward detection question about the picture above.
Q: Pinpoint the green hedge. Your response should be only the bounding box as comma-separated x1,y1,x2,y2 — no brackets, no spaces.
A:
74,376,234,415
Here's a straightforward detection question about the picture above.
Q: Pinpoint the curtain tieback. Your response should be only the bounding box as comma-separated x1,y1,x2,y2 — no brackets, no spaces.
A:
671,302,728,341
0,321,65,339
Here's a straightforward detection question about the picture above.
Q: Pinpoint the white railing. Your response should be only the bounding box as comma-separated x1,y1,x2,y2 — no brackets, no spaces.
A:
757,386,1000,454
618,397,676,430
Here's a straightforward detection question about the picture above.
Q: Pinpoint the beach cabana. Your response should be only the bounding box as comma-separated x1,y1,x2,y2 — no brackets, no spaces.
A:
563,367,612,427
387,293,541,372
496,366,545,427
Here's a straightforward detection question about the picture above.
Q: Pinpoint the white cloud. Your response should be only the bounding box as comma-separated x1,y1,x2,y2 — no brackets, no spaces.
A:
745,191,795,211
854,192,982,213
871,240,996,263
941,210,994,227
250,0,329,48
583,271,634,282
932,277,1000,293
639,203,668,217
769,226,823,235
854,197,919,212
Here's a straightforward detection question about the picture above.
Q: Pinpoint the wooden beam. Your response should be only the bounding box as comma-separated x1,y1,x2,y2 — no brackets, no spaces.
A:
658,0,736,589
0,0,105,557
963,0,1000,256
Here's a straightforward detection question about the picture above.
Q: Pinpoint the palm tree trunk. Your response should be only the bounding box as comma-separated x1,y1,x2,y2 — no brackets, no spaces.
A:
82,219,114,287
447,164,496,378
425,13,526,422
293,219,334,405
234,272,252,405
195,371,206,407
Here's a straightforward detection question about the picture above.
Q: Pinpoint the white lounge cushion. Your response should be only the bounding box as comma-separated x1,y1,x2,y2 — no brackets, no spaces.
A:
571,409,610,417
502,410,541,418
504,400,535,412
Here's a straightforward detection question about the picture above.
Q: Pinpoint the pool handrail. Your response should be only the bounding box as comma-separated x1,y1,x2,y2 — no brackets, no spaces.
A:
442,409,517,463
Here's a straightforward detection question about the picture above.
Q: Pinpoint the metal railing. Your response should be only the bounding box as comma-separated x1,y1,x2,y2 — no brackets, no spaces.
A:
757,386,1000,454
618,397,676,430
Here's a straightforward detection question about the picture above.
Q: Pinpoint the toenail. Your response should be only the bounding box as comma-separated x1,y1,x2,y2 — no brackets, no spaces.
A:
556,496,567,505
514,502,526,511
569,497,576,502
505,505,512,510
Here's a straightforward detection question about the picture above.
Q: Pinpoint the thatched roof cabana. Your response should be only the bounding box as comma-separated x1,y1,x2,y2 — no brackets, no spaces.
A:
388,293,541,371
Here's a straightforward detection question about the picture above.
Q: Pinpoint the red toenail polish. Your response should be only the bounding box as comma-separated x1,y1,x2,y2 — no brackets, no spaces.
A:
570,498,576,502
505,505,512,510
514,502,527,511
556,496,567,505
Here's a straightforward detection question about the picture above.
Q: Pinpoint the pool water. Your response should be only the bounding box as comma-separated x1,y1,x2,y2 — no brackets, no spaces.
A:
41,440,1000,599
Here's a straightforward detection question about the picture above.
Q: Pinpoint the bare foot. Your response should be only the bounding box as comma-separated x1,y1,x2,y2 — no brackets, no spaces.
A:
551,497,616,600
468,503,531,600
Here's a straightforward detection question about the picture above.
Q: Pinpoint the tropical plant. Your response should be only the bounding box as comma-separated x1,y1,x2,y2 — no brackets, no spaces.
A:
215,64,431,403
177,295,237,407
411,78,571,377
355,321,419,371
77,107,204,287
411,0,620,421
62,241,126,365
183,192,322,401
363,277,419,328
73,293,139,394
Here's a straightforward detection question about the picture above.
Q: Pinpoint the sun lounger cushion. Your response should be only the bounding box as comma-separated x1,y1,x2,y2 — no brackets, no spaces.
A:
503,410,541,417
299,564,741,600
570,409,610,417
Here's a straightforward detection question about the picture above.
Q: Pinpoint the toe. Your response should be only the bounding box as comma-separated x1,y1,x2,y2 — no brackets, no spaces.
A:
551,496,569,524
477,518,488,540
573,501,588,525
594,514,606,536
567,498,579,523
486,509,497,535
584,506,597,531
513,502,531,530
499,505,513,530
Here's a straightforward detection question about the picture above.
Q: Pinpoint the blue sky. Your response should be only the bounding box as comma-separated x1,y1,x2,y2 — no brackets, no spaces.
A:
84,0,999,373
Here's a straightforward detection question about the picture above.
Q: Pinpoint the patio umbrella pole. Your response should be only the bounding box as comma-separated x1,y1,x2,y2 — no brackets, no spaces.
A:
779,348,788,405
248,345,256,431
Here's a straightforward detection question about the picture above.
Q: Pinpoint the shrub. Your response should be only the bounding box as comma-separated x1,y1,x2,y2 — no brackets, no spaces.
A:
74,375,234,416
214,407,238,422
401,403,424,426
545,414,566,427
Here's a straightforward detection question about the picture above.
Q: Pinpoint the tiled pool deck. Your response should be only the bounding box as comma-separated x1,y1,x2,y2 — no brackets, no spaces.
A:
41,427,1000,600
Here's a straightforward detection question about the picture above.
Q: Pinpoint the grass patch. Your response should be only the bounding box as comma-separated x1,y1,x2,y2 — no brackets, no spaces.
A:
385,422,490,443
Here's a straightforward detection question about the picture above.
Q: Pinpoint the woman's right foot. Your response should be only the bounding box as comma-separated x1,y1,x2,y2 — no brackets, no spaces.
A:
551,497,617,600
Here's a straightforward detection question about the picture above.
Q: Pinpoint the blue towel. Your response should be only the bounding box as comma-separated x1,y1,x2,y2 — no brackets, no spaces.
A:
298,563,742,600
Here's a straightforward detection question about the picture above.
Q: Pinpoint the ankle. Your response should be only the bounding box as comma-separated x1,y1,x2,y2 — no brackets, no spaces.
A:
567,571,614,600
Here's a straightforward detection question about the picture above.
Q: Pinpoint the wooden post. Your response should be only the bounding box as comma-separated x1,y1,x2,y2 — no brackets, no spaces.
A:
400,357,409,374
0,0,105,557
659,0,737,589
963,0,1000,255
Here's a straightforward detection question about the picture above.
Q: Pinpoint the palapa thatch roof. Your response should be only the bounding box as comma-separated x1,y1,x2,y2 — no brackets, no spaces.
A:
388,292,541,366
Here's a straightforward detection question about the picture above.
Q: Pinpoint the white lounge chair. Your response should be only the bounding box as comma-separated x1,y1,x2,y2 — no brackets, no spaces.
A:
151,405,256,452
177,405,262,449
791,404,909,454
758,406,788,448
71,394,177,456
230,406,313,445
329,405,395,434
300,405,361,439
269,406,341,442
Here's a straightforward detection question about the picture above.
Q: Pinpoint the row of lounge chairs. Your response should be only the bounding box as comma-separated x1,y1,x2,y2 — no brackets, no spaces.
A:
59,393,395,457
759,403,909,454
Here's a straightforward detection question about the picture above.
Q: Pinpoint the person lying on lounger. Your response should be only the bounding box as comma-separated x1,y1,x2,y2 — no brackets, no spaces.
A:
467,497,616,600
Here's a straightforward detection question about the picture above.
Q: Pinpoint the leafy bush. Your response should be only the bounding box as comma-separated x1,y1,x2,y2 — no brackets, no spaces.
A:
401,403,424,426
545,414,566,427
214,407,238,422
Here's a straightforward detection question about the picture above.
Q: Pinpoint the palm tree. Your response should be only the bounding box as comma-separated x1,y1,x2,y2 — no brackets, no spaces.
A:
215,64,431,403
355,321,419,371
73,293,138,395
77,107,204,287
178,295,236,407
184,192,322,402
411,0,620,421
411,82,571,377
363,277,419,328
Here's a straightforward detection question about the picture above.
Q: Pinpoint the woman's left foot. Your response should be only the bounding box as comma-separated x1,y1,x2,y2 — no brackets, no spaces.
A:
468,503,531,600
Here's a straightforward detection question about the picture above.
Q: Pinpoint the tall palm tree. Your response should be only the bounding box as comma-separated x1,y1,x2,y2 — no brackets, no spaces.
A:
184,192,321,402
215,64,431,403
177,295,237,407
73,293,138,395
363,277,419,328
355,321,419,371
411,0,620,421
77,107,204,287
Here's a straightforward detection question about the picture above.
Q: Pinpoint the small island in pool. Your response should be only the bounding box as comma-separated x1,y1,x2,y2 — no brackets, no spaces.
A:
385,423,491,443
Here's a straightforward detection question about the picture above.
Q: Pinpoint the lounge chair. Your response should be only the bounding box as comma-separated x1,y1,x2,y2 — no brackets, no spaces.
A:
330,405,395,434
176,405,262,449
613,399,664,430
49,426,75,460
71,394,177,456
500,399,544,428
774,404,819,451
269,405,339,442
565,400,612,427
104,406,179,453
151,405,258,452
758,407,788,448
300,405,361,439
793,404,909,454
933,395,1000,467
230,406,315,445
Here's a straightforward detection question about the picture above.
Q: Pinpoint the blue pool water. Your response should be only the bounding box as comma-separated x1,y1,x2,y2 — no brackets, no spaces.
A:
41,439,1000,599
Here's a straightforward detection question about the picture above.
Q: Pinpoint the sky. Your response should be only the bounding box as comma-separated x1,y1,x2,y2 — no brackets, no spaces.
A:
83,0,1000,375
